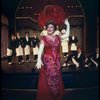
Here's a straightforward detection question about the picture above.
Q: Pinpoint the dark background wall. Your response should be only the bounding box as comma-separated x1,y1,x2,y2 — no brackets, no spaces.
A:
1,0,99,52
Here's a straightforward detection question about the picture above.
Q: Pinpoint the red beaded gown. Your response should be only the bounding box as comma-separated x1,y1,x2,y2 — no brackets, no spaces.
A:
37,35,64,100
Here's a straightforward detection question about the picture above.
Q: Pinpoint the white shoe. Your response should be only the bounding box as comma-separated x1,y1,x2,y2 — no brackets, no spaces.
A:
62,63,66,67
8,62,12,65
18,62,22,64
34,59,37,62
26,59,31,63
67,64,71,66
26,60,29,63
85,64,89,67
21,60,24,63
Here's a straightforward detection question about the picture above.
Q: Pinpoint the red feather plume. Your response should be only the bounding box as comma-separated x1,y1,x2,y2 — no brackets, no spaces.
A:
38,5,66,28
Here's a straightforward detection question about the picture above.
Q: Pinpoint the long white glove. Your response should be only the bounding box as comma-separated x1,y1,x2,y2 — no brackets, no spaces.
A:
35,42,44,69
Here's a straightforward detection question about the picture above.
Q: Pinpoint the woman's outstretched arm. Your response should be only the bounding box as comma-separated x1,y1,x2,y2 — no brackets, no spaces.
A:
60,19,70,40
35,40,44,69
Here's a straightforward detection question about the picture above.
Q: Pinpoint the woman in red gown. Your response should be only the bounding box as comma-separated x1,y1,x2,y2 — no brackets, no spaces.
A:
35,19,70,100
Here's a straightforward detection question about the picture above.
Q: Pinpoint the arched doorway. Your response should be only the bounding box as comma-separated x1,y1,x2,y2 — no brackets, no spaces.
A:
15,0,85,51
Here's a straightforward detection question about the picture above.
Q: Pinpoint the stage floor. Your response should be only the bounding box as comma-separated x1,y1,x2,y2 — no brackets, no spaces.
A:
1,87,98,100
1,55,98,73
1,56,99,100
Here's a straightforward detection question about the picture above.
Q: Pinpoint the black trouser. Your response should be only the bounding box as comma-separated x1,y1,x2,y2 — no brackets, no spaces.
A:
18,56,23,62
63,52,68,56
86,59,98,67
34,55,38,60
65,54,73,64
7,56,12,63
65,51,77,63
71,51,77,55
26,55,30,61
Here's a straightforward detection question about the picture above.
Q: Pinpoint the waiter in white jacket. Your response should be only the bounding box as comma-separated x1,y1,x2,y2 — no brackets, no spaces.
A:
61,28,69,57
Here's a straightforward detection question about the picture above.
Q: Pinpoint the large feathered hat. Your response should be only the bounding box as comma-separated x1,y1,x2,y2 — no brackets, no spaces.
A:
38,5,66,28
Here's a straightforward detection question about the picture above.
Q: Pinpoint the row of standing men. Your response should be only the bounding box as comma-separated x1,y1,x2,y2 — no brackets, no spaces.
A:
7,32,40,64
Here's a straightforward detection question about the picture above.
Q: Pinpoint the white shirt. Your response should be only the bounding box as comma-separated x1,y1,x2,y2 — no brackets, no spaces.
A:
77,52,81,58
26,36,28,41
